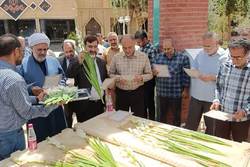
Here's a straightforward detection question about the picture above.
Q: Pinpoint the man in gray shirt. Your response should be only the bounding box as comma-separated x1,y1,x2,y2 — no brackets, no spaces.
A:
0,34,56,160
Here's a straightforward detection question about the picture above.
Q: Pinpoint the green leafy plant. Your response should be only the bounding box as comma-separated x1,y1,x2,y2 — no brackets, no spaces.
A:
128,120,231,167
81,52,104,103
43,86,78,106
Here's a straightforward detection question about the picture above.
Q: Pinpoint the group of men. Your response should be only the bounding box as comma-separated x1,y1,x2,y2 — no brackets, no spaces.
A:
0,30,250,160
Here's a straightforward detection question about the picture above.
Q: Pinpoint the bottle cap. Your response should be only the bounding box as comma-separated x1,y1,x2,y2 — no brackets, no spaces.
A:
28,123,33,128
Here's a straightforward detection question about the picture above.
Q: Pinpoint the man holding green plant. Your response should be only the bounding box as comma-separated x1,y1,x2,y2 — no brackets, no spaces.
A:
67,35,107,122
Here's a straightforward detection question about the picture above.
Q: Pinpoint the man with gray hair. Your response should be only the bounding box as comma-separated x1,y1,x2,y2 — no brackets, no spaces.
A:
19,32,67,142
210,38,250,142
109,35,152,118
103,32,122,68
185,32,227,134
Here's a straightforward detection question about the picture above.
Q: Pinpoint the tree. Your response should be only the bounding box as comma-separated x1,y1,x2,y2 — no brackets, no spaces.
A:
210,0,249,39
110,0,148,32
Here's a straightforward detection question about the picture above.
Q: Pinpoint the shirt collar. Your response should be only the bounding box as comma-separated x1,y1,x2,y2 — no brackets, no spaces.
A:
0,60,16,71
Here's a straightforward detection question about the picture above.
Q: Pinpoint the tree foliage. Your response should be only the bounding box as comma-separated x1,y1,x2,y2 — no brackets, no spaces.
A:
110,0,148,31
111,0,148,12
212,0,249,17
209,0,249,40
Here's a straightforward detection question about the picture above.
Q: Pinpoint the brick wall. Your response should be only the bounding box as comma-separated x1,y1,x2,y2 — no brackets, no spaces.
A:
148,0,208,123
149,0,208,50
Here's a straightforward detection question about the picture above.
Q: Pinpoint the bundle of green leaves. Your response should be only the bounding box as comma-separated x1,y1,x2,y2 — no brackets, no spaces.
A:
43,86,78,106
81,52,104,103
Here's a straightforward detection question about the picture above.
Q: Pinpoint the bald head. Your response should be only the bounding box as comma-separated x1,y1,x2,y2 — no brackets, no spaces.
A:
18,36,25,49
121,35,135,57
163,38,175,56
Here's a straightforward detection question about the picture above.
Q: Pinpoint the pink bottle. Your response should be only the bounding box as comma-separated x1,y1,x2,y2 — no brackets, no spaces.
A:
27,123,37,151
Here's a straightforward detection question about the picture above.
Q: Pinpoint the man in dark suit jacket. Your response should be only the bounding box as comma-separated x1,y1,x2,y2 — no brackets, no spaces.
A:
57,40,78,77
57,40,78,127
67,35,107,123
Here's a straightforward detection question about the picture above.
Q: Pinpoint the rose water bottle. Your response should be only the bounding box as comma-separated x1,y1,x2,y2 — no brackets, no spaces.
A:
106,91,114,112
27,123,37,151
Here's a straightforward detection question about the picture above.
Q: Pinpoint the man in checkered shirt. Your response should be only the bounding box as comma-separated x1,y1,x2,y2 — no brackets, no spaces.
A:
152,38,190,126
135,30,158,120
210,38,250,142
109,35,152,118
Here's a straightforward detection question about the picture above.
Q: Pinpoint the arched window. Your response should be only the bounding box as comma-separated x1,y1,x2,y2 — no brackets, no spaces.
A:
85,18,101,35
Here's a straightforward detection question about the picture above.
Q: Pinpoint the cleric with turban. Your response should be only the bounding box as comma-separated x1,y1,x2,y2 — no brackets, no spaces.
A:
19,33,67,142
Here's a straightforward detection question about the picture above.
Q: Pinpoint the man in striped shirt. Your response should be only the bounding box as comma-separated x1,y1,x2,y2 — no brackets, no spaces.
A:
210,38,250,142
0,34,56,160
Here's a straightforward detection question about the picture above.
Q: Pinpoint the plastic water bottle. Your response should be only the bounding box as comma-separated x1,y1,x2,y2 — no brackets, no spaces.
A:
106,91,114,112
27,123,37,151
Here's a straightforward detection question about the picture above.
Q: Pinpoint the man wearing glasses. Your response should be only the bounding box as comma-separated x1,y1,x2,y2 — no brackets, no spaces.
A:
210,38,250,142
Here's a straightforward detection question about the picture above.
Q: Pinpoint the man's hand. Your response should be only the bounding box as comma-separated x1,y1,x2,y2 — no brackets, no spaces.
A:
182,88,189,98
233,109,246,121
32,86,44,96
36,90,47,102
210,102,220,110
133,75,143,84
199,74,216,82
118,78,127,86
78,51,85,64
152,68,159,76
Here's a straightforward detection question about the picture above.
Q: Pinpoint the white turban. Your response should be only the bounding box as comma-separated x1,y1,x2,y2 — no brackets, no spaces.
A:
28,33,50,47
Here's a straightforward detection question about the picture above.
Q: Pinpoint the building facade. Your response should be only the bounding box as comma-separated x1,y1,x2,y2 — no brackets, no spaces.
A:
148,0,208,50
0,0,133,50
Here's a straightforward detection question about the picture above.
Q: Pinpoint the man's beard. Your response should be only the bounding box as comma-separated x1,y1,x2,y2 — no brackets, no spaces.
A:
33,53,46,62
111,43,118,48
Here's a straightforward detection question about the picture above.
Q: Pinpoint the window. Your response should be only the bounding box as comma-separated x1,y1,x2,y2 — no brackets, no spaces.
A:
85,18,101,35
40,19,75,42
0,20,5,36
7,19,35,37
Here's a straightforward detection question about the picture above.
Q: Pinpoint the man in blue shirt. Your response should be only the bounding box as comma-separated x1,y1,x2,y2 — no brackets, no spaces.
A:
135,30,158,120
185,32,227,134
153,38,190,126
210,38,250,142
0,34,56,160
